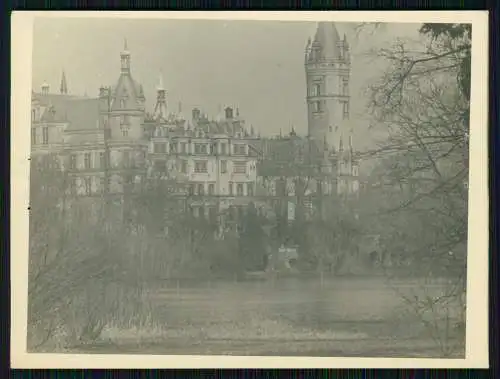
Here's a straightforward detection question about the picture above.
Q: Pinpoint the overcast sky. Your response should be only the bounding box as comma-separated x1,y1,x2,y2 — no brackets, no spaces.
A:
32,17,422,150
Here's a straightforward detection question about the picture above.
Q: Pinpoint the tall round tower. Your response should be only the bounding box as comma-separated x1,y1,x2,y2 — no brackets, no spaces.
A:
304,22,351,152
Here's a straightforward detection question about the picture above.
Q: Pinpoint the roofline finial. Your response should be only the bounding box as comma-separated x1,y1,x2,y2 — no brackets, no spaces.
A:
157,69,164,91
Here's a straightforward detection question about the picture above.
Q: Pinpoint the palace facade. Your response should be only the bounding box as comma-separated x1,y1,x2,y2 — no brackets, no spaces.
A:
30,22,361,233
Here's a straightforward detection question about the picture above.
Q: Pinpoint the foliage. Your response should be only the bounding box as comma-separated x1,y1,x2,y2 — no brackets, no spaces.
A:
238,202,267,271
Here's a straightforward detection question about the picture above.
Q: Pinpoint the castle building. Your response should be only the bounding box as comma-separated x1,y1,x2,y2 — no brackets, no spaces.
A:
145,74,260,227
304,22,359,195
31,41,149,225
30,26,360,234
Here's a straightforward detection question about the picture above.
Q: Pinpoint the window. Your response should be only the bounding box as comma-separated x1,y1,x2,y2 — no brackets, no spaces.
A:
237,183,244,196
42,127,49,144
220,143,227,155
194,160,208,173
104,128,112,139
100,177,106,194
153,160,166,172
154,143,166,154
121,127,129,137
228,206,235,221
329,125,333,132
84,177,92,195
342,77,349,96
233,161,247,174
32,110,36,122
180,160,188,174
247,182,254,197
84,153,92,169
194,143,207,154
31,128,36,145
208,207,217,222
192,206,199,218
122,151,130,168
220,160,228,174
229,182,233,196
188,184,194,196
342,101,349,119
180,142,187,154
312,83,321,97
70,154,77,170
197,183,204,196
120,99,126,108
208,183,215,196
71,178,78,195
170,142,178,154
313,101,322,113
233,144,246,155
99,152,105,168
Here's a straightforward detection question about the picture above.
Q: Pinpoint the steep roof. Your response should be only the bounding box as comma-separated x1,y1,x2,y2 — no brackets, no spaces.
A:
110,72,145,111
65,98,101,131
32,93,90,123
308,22,343,62
256,136,327,177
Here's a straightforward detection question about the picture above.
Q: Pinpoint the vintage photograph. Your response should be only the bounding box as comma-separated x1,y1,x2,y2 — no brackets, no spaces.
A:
22,14,478,361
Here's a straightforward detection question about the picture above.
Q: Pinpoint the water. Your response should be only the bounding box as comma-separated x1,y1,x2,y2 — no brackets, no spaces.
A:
86,276,465,357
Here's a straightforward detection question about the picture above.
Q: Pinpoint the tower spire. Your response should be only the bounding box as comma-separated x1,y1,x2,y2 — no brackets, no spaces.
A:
305,22,351,152
60,70,68,94
157,70,164,91
153,69,167,121
120,37,131,74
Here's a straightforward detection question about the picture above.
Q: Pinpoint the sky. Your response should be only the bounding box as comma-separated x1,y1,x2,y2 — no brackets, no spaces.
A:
32,17,422,151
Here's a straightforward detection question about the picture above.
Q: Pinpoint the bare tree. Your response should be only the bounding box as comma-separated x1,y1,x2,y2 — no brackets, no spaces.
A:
27,153,131,349
357,23,470,356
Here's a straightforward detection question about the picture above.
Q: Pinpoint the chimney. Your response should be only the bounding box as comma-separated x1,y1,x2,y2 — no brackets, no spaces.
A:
41,82,49,95
225,106,233,120
99,86,108,98
192,108,201,122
